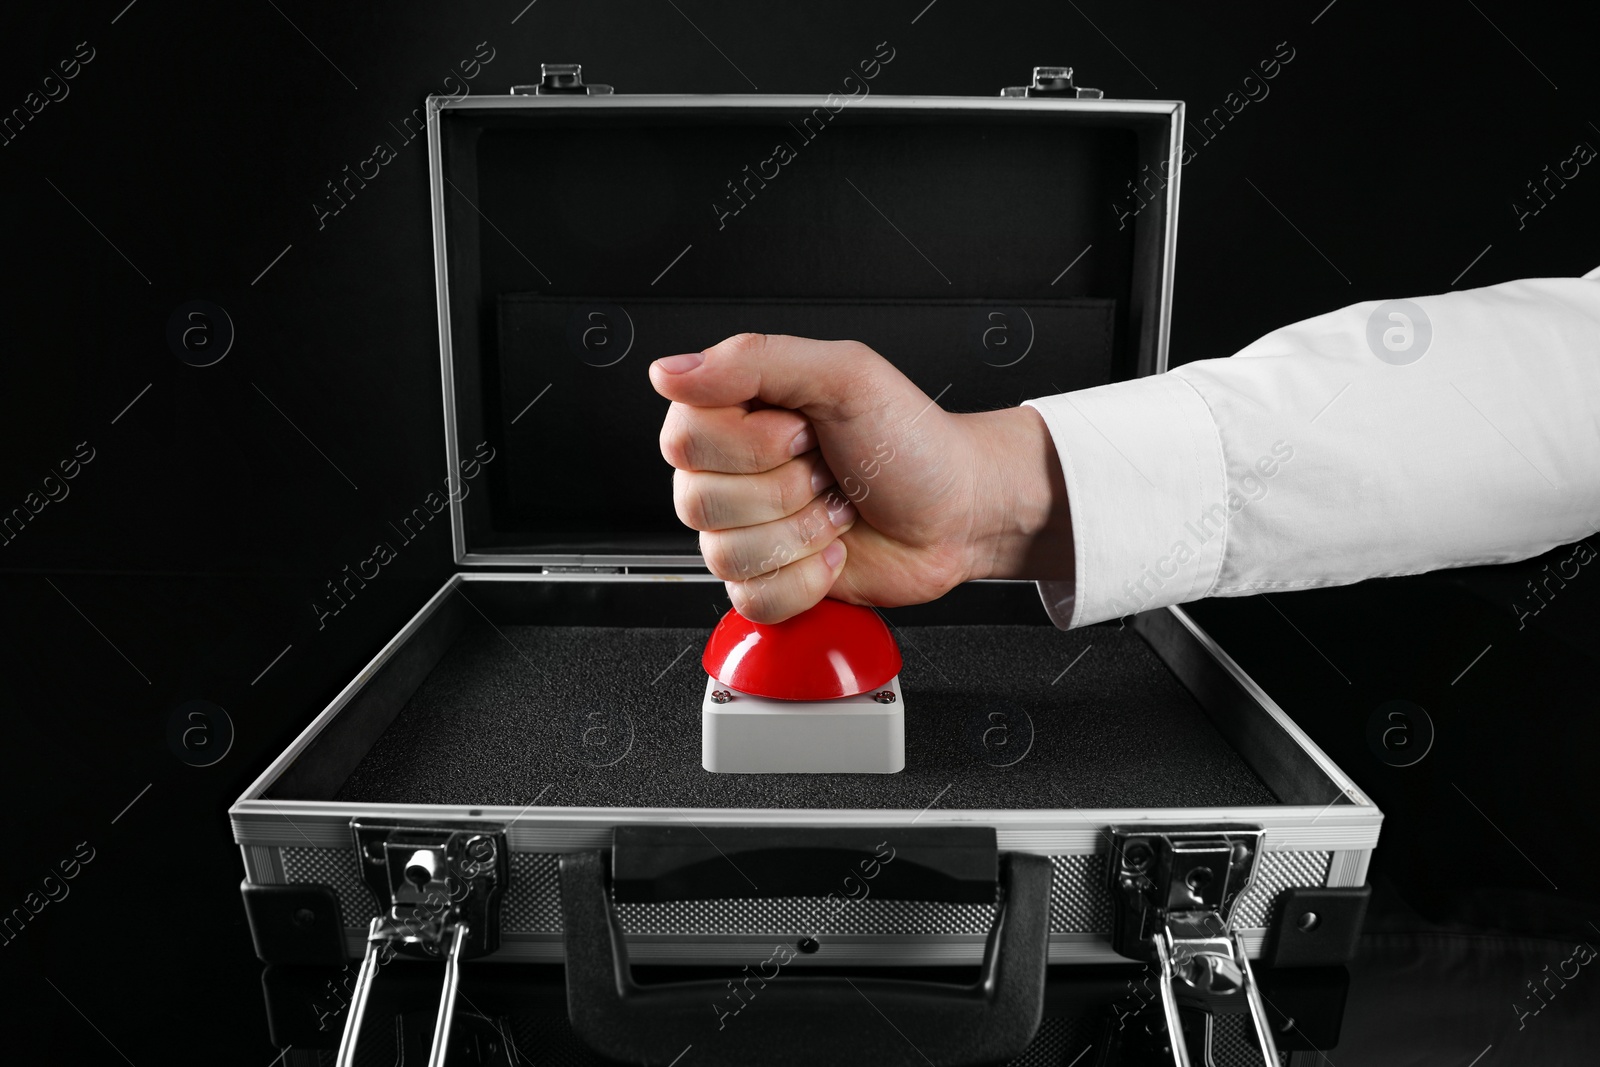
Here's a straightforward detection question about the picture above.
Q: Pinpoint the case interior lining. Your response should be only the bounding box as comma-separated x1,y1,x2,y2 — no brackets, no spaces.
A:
446,113,1154,555
493,295,1117,549
333,622,1277,810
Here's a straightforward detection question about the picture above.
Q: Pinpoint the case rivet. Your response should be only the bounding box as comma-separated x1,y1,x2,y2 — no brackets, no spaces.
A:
872,691,896,704
710,690,733,704
1296,911,1321,933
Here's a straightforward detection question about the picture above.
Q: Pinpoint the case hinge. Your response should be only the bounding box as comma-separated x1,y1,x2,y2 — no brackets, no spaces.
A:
1000,66,1103,99
335,821,509,1067
1108,826,1281,1067
511,63,614,96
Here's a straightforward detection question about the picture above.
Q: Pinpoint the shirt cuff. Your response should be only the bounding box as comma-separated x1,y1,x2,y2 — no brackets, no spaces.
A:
1024,374,1227,628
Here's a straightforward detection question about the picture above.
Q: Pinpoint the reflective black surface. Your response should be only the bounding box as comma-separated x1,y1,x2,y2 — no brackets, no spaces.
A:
3,2,1599,1063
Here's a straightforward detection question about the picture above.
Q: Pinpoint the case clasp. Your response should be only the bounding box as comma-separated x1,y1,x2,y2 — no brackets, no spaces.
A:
1000,65,1103,99
1108,826,1281,1067
512,63,615,96
335,821,509,1067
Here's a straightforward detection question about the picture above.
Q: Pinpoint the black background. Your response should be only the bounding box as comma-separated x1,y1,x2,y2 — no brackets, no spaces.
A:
2,2,1598,1063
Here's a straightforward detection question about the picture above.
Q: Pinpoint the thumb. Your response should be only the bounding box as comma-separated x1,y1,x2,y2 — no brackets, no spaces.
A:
649,333,915,421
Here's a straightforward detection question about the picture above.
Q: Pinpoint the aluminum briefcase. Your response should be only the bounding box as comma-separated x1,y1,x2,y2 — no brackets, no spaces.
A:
233,61,1381,1067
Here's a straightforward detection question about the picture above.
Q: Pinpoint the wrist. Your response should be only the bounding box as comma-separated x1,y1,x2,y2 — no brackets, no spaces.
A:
959,405,1074,583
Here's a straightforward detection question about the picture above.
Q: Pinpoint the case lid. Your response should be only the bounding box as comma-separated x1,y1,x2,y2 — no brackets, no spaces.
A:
428,68,1182,567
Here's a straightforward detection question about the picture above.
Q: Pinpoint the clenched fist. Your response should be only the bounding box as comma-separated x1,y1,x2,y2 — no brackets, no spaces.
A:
649,333,1071,623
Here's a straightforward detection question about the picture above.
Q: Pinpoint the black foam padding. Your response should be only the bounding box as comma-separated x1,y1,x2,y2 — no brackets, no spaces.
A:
335,624,1276,810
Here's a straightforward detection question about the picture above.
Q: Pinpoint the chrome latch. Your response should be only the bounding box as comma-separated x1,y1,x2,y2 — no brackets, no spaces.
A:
512,62,614,96
335,821,509,1067
1108,827,1280,1067
1000,66,1103,98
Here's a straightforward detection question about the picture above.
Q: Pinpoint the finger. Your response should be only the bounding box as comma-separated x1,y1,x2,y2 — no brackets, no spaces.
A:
700,493,857,582
726,540,849,624
673,452,836,531
650,333,903,421
659,401,815,474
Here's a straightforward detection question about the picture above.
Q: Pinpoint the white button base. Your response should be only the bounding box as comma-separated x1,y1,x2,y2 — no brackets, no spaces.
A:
701,675,905,774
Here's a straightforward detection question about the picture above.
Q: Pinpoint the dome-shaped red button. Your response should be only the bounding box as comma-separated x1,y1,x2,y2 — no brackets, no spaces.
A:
702,599,903,701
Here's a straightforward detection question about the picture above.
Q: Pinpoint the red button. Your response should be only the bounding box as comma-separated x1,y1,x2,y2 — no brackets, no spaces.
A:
702,599,903,701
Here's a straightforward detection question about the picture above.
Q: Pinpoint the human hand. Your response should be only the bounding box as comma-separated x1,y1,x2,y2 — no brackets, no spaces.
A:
649,333,1071,623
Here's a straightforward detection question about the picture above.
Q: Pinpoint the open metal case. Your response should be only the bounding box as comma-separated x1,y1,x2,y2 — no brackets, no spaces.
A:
233,66,1381,1066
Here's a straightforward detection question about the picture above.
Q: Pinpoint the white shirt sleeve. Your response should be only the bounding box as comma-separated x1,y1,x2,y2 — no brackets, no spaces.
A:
1024,272,1600,628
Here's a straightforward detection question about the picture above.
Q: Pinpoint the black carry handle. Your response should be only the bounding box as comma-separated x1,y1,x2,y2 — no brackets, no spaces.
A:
611,824,999,903
558,849,1053,1067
